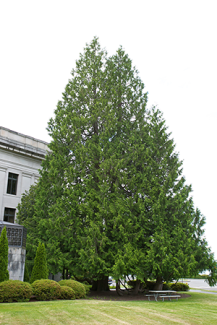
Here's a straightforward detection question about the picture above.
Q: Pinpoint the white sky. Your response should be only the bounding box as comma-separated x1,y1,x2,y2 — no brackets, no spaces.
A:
1,1,217,258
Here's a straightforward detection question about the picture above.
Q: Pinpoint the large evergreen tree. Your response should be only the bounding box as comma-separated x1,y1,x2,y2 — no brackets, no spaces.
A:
0,227,9,282
17,37,216,291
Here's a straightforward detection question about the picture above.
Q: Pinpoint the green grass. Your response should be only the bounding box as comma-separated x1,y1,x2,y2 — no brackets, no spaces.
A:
0,292,217,324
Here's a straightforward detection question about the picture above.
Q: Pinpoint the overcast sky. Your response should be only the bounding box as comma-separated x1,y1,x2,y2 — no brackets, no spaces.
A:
1,1,217,259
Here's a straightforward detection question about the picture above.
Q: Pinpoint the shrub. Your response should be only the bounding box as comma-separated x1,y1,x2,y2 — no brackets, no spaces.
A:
24,263,30,282
82,282,92,295
162,282,171,290
0,280,33,302
190,274,209,279
0,227,9,282
59,286,75,300
59,280,86,299
32,279,61,300
169,282,189,291
30,243,48,283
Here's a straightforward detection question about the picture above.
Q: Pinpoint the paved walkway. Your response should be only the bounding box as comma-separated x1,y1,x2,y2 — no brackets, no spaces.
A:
190,289,217,295
183,279,217,295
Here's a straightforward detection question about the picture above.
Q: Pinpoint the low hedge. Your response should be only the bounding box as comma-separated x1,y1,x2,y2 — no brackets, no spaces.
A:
169,282,189,291
0,280,33,303
82,281,92,295
59,280,86,299
32,279,61,300
59,285,75,300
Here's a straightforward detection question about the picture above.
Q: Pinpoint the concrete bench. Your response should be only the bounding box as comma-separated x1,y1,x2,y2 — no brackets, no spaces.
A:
159,295,181,301
145,294,156,301
145,294,166,301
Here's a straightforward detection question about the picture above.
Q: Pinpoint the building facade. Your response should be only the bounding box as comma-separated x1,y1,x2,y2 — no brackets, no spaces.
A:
0,126,48,223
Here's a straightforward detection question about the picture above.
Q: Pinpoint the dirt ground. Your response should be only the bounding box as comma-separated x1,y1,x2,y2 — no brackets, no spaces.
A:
88,290,191,301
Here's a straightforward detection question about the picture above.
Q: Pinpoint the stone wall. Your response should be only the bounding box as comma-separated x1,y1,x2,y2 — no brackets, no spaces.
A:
8,247,26,281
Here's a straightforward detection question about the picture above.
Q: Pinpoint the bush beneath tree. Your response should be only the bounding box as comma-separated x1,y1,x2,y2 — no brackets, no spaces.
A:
32,279,61,300
0,280,32,302
59,280,86,299
59,285,75,300
169,282,189,291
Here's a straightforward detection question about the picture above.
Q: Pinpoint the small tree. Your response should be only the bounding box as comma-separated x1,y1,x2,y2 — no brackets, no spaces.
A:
24,262,30,282
0,227,9,282
30,242,48,283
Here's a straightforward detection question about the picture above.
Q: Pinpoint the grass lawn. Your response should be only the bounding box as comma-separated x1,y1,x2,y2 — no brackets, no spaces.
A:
0,292,217,325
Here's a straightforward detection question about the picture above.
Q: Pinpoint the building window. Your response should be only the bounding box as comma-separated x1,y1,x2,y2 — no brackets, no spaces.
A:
4,208,16,223
7,173,18,195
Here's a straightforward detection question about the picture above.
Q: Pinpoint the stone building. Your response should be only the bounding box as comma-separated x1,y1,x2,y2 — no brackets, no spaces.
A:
0,126,48,281
0,126,48,223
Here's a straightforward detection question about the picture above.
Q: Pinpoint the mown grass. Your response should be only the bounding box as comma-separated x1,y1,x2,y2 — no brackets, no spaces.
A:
0,292,217,324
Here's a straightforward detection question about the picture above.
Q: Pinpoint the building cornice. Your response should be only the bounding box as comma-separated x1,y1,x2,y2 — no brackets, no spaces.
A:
0,126,49,159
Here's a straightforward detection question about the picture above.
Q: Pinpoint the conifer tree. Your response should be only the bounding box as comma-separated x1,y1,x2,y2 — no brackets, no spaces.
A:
0,227,9,282
17,38,216,291
141,108,197,289
34,39,152,290
24,262,30,282
30,242,48,283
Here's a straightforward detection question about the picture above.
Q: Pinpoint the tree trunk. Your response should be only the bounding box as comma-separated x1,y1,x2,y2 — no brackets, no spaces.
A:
116,280,124,296
154,276,163,290
132,280,141,294
91,276,109,292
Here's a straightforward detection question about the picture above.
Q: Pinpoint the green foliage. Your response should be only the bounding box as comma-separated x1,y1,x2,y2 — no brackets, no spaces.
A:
32,279,61,301
74,278,91,295
82,283,92,295
127,280,171,291
169,282,189,291
0,227,9,282
162,282,171,290
59,280,86,299
16,37,217,289
17,184,40,273
24,263,30,282
189,210,217,286
30,242,48,283
189,274,209,279
0,280,33,302
59,285,75,300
